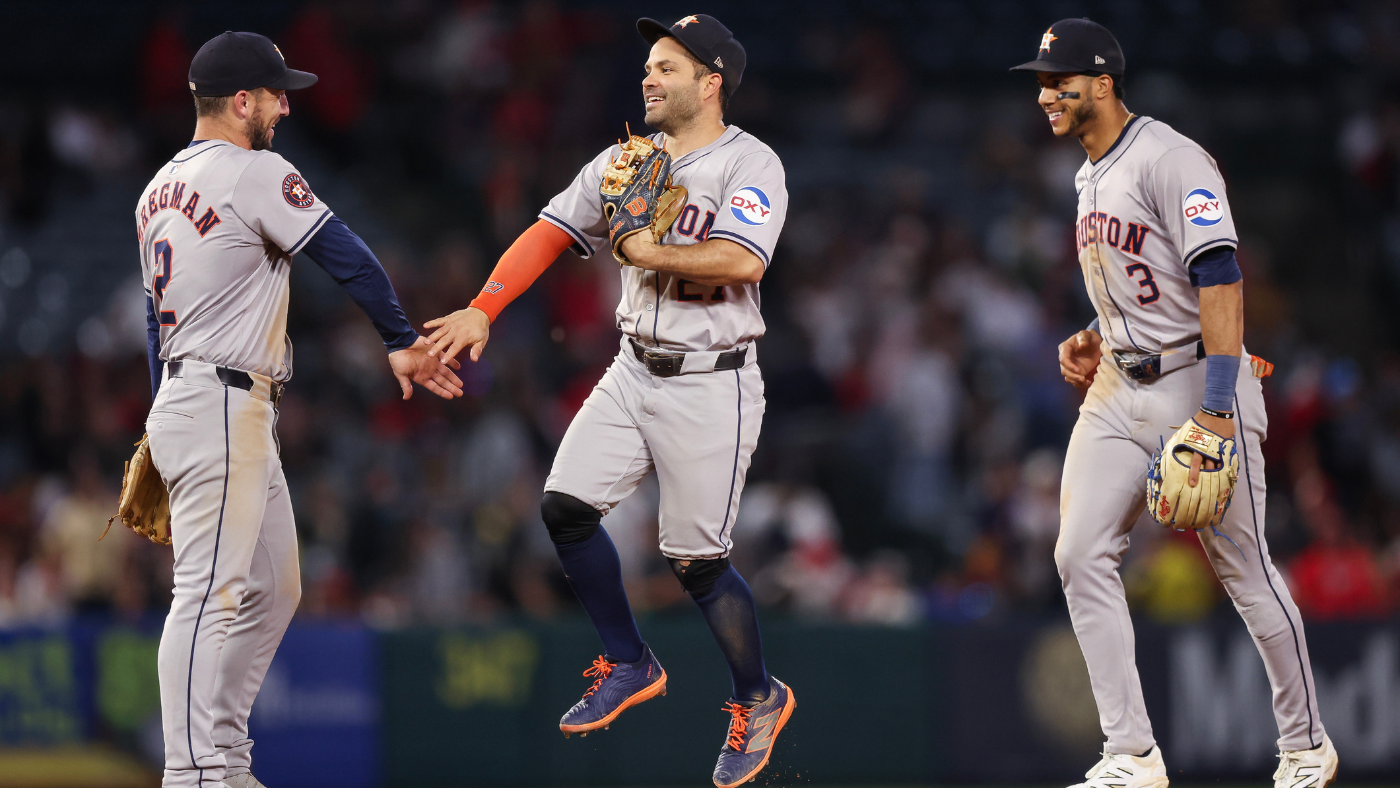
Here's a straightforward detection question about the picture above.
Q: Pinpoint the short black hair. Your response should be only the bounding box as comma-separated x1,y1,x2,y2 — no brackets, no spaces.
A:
191,87,272,118
673,38,729,115
1083,71,1125,100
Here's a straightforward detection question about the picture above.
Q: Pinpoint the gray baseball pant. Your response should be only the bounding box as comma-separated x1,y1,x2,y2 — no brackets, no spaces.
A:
1057,353,1324,755
148,360,301,787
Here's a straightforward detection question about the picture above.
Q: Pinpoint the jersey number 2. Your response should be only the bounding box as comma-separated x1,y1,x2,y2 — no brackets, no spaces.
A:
1124,263,1160,305
153,239,177,326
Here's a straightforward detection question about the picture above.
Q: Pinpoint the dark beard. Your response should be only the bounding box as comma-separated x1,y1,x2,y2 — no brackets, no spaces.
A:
247,116,274,151
1064,99,1098,137
645,85,701,135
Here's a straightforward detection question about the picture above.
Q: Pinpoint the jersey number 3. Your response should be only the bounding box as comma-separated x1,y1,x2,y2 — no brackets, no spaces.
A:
153,239,177,326
1124,262,1160,305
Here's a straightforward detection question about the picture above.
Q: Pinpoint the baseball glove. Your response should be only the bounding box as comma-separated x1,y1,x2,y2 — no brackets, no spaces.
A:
1146,419,1239,532
599,129,688,266
102,434,171,545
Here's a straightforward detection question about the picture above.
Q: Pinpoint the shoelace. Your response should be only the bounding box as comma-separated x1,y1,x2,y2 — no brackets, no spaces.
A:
580,656,614,699
1084,751,1132,782
1274,750,1303,781
723,702,752,751
1084,754,1111,780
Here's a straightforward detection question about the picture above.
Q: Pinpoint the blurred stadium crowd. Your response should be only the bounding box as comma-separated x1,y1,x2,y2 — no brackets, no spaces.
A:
0,0,1398,631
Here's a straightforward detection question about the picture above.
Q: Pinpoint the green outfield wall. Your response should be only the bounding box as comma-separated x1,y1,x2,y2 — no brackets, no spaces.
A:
0,618,1396,786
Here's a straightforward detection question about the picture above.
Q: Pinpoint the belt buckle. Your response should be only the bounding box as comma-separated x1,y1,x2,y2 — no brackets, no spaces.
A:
1113,351,1160,381
643,350,683,377
270,381,284,406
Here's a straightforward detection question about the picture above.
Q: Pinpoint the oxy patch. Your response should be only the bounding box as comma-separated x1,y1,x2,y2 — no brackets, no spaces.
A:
1182,188,1223,227
729,187,771,226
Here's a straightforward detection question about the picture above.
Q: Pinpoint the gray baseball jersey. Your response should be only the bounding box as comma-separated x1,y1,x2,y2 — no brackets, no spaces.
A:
137,141,326,786
136,141,334,382
540,125,787,352
1074,116,1237,355
1059,115,1324,758
542,125,786,558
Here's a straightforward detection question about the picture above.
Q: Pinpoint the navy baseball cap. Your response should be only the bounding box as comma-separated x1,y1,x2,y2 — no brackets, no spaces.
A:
1010,18,1125,76
188,31,318,97
637,14,746,99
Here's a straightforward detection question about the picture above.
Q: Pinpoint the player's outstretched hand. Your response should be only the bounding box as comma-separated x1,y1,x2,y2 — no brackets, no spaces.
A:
1058,329,1103,390
388,337,465,400
424,306,491,364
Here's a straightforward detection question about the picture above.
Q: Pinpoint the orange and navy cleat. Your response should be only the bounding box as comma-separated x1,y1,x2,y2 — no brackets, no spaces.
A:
711,677,796,788
559,645,667,737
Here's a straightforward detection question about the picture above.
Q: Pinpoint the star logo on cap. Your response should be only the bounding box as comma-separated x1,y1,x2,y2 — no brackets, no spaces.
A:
1039,27,1057,52
674,15,699,28
273,44,285,61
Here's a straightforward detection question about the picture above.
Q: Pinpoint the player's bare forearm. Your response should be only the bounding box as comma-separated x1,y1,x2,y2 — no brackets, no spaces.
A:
1199,280,1243,358
1194,280,1243,444
620,234,764,286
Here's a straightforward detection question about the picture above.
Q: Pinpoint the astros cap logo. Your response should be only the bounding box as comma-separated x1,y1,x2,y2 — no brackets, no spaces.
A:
1039,27,1057,52
273,44,285,61
674,15,699,28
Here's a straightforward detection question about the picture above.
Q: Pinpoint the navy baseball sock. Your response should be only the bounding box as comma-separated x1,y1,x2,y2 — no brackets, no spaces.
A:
555,528,645,664
693,566,770,704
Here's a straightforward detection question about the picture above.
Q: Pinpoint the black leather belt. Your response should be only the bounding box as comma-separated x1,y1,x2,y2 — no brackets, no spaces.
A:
1112,341,1205,382
629,338,746,378
167,361,283,405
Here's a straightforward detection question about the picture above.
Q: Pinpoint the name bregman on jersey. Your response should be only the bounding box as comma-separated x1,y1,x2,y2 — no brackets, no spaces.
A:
1076,211,1151,256
137,180,222,245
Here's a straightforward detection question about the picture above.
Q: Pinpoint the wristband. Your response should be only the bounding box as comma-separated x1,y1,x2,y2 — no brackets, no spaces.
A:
1199,406,1234,420
1202,354,1240,413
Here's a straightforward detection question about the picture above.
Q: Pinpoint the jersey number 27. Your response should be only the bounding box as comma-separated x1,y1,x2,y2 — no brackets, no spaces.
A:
153,239,177,326
677,279,725,302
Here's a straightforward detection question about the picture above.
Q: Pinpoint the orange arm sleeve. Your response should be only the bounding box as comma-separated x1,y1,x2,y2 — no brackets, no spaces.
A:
468,219,576,322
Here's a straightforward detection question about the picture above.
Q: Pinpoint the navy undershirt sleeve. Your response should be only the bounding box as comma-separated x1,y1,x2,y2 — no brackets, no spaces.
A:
1188,246,1243,288
146,295,163,400
300,216,419,353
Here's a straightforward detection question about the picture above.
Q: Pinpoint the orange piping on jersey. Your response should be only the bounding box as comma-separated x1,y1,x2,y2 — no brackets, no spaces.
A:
468,219,574,322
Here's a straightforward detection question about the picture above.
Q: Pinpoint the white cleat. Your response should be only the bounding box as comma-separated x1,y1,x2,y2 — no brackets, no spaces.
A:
1274,734,1339,788
1068,745,1169,788
222,773,268,788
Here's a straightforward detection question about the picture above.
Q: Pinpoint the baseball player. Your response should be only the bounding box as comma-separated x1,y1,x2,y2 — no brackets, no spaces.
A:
1013,19,1337,788
423,15,792,788
138,32,462,788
